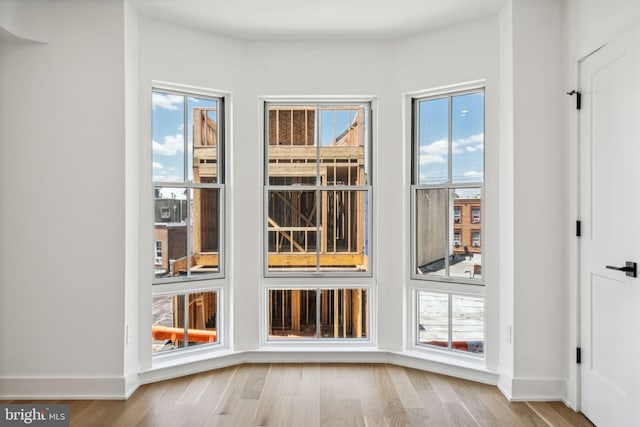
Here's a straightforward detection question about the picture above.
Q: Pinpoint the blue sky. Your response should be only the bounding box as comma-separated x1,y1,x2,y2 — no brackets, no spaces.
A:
152,91,218,198
418,92,484,192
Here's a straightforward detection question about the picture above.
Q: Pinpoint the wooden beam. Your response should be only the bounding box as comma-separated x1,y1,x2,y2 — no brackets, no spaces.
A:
267,217,305,253
268,253,365,267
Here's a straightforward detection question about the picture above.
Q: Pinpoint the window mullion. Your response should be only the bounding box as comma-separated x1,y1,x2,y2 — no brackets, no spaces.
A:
316,105,321,273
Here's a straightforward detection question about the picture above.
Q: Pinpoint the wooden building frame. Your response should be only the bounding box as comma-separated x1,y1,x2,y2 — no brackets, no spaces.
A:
264,102,371,274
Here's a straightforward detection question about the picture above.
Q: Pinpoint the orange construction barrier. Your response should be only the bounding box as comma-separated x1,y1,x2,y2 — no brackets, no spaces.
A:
152,325,217,343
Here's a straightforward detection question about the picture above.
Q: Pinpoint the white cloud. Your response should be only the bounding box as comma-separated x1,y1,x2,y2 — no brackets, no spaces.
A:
152,133,184,156
463,171,484,179
152,162,164,170
152,93,183,111
419,139,448,165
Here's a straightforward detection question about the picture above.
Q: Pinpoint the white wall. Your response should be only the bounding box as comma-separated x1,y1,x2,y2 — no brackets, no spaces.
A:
0,0,128,397
124,0,140,396
0,0,50,43
394,17,500,368
496,0,567,400
498,0,515,393
138,13,500,362
0,0,583,402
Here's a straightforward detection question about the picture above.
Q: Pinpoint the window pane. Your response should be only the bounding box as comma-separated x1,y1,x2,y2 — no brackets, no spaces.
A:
415,189,447,276
190,188,221,275
186,291,218,347
319,190,369,272
269,289,317,338
319,289,368,338
449,188,482,280
152,91,185,182
190,97,220,183
154,187,187,278
452,295,484,354
152,294,185,353
452,92,484,184
267,190,318,271
417,291,449,347
320,106,368,186
418,97,448,185
268,105,317,186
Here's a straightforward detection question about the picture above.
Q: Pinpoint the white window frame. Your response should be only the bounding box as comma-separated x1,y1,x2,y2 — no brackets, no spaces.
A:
406,81,486,359
259,95,377,347
151,82,231,357
409,84,485,286
262,98,374,279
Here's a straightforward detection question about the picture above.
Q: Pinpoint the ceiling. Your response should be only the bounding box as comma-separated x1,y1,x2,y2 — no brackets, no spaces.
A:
129,0,507,41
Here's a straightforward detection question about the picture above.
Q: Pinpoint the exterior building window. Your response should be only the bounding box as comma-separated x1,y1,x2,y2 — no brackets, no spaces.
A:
151,86,226,354
472,207,481,223
160,206,171,219
263,99,373,342
472,231,481,247
453,230,461,247
410,84,485,355
155,240,163,265
454,207,461,223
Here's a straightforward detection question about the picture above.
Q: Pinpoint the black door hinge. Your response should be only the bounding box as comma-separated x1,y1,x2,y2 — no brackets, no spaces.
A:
576,220,581,237
567,90,581,110
577,347,582,364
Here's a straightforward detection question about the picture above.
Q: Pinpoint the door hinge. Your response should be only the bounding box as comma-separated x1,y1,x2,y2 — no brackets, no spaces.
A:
577,347,582,364
576,220,581,237
566,90,582,110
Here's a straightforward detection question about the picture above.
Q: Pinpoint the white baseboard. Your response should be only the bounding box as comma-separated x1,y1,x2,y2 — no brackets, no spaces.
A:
0,376,127,400
498,374,566,401
2,351,565,402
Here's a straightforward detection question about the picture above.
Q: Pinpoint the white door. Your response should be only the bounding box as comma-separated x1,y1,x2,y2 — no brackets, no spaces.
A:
579,21,640,427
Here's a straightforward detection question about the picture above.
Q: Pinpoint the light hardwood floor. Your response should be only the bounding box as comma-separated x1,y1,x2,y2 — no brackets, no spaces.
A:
3,364,594,426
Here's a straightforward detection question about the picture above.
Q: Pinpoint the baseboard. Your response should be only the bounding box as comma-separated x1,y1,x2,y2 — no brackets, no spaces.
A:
0,376,127,400
498,375,565,401
389,352,499,385
2,352,564,402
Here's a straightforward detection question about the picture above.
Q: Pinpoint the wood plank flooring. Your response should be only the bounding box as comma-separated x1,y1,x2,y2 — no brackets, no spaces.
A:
2,364,594,427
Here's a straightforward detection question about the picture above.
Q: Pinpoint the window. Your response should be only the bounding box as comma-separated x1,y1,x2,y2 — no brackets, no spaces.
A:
268,288,369,339
151,86,226,354
155,240,163,265
412,88,484,282
263,99,373,343
472,231,481,247
453,207,461,223
472,207,480,223
453,230,461,247
416,291,484,354
160,206,171,220
152,291,219,353
410,84,485,356
264,102,371,275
